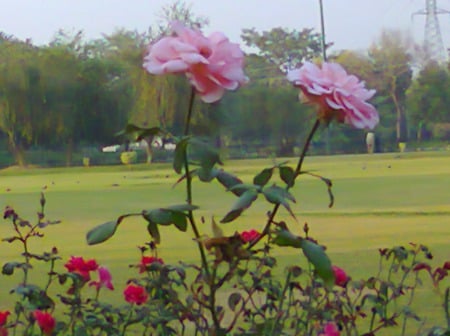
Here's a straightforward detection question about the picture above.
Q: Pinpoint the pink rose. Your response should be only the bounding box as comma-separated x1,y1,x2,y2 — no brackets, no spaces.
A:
319,322,340,336
143,21,248,103
89,266,114,291
332,265,349,287
287,62,379,129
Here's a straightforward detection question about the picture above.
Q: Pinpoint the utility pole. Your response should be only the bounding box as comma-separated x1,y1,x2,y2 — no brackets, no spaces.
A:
318,0,330,154
319,0,327,62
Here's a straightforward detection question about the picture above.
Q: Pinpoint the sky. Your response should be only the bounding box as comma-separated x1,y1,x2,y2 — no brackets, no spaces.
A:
1,0,450,54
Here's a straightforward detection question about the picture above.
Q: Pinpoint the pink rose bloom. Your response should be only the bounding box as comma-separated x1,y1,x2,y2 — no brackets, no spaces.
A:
89,266,114,291
287,61,379,129
332,265,349,287
143,21,248,103
319,322,340,336
240,229,261,243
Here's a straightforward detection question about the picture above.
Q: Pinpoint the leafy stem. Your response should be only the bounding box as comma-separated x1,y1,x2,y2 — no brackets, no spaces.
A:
249,118,320,248
182,87,210,278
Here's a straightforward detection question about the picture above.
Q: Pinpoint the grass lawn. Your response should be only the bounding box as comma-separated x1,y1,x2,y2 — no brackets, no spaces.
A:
1,151,449,334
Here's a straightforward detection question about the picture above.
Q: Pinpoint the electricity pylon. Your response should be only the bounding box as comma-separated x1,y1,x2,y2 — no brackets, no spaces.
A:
413,0,450,63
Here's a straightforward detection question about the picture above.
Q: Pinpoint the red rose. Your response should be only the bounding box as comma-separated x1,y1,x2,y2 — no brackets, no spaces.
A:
240,229,261,243
64,256,99,281
123,284,148,305
33,310,55,336
332,266,349,287
0,311,9,326
139,256,164,273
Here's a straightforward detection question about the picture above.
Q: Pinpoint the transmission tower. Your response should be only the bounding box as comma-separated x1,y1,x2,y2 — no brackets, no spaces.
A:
413,0,449,63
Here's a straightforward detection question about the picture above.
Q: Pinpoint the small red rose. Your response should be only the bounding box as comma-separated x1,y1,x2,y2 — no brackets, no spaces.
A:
138,256,164,273
123,284,148,305
240,229,261,243
33,310,55,336
0,311,10,326
332,266,349,287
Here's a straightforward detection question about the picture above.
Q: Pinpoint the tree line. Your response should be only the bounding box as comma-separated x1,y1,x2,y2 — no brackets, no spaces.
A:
1,2,449,166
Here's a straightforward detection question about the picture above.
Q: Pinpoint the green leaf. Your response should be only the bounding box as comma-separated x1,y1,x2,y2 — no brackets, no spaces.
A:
86,221,118,245
171,212,188,232
215,170,244,196
229,183,260,193
272,229,302,248
74,326,89,336
220,209,243,224
143,209,173,226
262,185,296,218
147,222,160,244
253,168,273,187
220,190,258,223
228,292,242,311
13,285,54,310
279,166,295,187
165,204,199,212
188,137,223,170
301,239,335,288
173,137,190,174
197,166,219,182
2,262,22,275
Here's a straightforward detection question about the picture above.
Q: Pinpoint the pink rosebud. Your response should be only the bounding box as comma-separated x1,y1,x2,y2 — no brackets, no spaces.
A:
33,310,55,336
319,322,340,336
89,266,114,291
240,229,261,243
143,21,248,103
123,284,148,305
287,62,379,130
332,266,349,287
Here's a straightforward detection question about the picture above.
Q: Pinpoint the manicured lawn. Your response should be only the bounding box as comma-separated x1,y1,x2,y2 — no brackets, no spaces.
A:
1,151,449,333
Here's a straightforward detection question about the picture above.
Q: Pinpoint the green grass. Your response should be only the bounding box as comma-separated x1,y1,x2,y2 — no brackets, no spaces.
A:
1,151,450,333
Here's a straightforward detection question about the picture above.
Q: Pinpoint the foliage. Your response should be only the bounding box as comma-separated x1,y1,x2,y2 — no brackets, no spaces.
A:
241,27,327,72
2,194,450,335
406,62,450,140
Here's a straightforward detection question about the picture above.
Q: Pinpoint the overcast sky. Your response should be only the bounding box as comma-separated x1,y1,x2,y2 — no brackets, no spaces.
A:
1,0,450,54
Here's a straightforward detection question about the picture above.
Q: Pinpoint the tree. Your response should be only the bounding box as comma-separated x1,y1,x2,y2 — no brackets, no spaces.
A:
241,27,329,72
369,30,414,144
407,62,450,140
0,36,42,166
